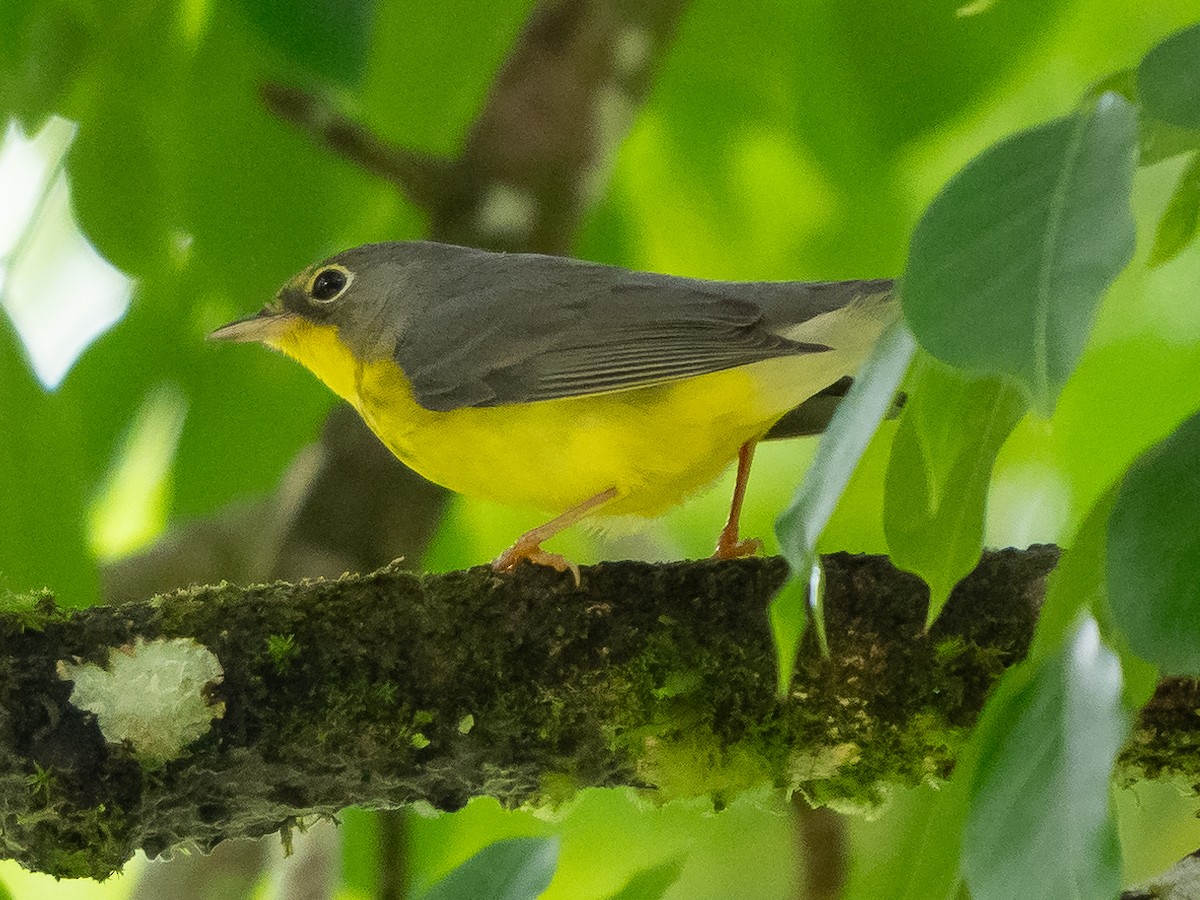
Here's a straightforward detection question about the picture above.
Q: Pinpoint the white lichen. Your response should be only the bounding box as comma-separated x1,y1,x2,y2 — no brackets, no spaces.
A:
57,636,225,765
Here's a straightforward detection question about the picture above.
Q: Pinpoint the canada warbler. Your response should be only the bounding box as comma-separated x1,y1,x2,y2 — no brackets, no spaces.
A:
211,241,895,581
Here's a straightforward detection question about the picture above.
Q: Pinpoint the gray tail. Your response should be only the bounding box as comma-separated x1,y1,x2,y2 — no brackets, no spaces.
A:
763,376,906,441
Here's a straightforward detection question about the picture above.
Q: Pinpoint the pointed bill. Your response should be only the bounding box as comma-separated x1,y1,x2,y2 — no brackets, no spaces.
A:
208,309,297,343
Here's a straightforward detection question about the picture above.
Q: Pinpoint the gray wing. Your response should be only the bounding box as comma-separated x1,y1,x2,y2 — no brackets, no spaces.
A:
393,245,892,412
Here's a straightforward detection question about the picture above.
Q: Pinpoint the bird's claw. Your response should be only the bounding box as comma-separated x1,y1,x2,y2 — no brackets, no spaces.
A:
712,531,763,560
493,540,582,587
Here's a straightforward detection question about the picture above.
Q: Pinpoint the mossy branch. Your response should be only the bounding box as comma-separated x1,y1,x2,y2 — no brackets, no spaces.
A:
2,547,1196,880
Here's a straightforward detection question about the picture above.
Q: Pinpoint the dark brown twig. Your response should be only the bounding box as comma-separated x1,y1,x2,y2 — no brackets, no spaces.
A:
259,83,450,210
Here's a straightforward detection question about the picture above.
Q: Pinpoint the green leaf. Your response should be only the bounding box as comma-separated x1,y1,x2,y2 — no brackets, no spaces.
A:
0,320,96,606
961,616,1127,900
337,807,380,897
773,322,915,689
0,0,93,128
603,857,684,900
1138,21,1200,131
902,94,1138,415
884,355,1026,626
1140,116,1200,166
1149,151,1200,267
422,837,559,900
1031,489,1117,664
1107,407,1200,675
858,783,967,900
1037,485,1160,709
237,0,377,88
1086,67,1200,166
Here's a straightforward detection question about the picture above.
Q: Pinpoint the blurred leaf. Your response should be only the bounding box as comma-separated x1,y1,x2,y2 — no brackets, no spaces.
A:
862,782,966,900
237,0,377,89
773,322,915,689
1036,484,1160,709
1138,21,1200,131
1107,407,1200,675
53,0,386,523
361,0,529,156
961,616,1127,900
902,94,1138,415
1140,117,1200,166
338,807,380,897
1149,151,1200,267
602,857,684,900
1085,67,1200,166
0,321,95,605
0,0,93,128
817,0,1070,148
633,0,1069,285
422,837,559,900
884,355,1026,626
87,382,187,561
1031,488,1117,663
68,92,172,275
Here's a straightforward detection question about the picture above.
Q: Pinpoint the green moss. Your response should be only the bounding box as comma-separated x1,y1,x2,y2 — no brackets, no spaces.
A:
638,728,775,807
0,588,67,635
24,764,53,805
651,670,702,700
310,673,406,746
0,552,1058,877
1,795,135,880
266,634,298,674
42,849,97,880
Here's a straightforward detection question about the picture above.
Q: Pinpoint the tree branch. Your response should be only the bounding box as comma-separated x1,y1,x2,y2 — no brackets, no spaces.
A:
259,83,451,211
16,545,1196,881
261,0,686,255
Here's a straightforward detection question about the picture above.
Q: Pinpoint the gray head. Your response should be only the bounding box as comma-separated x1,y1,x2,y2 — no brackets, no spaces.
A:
208,241,452,359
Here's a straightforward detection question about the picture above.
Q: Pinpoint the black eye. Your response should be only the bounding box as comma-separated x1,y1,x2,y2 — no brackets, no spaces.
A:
311,267,348,302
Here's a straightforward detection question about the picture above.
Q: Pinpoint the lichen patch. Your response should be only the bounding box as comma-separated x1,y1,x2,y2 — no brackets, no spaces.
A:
57,637,224,765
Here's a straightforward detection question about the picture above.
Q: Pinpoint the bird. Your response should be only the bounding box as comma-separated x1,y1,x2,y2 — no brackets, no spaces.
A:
210,241,895,582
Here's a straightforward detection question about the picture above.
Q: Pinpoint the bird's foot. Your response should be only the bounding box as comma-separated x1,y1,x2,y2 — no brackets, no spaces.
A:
712,528,763,560
493,539,582,587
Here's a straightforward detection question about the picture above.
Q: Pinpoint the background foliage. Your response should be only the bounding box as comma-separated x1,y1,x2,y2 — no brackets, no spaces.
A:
2,0,1200,897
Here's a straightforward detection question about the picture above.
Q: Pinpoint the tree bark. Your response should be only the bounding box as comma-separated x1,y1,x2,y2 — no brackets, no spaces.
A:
12,545,1197,880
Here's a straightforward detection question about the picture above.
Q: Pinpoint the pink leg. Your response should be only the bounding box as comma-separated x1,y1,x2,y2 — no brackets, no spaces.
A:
713,441,764,560
493,487,619,585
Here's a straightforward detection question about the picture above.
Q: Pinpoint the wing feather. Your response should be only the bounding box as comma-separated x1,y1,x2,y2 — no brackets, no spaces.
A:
391,245,892,411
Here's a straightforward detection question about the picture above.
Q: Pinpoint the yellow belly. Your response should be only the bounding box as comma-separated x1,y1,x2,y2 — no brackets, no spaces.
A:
268,320,849,517
357,360,785,517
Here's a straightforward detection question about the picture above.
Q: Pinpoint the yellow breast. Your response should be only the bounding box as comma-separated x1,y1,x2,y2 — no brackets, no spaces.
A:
266,320,842,518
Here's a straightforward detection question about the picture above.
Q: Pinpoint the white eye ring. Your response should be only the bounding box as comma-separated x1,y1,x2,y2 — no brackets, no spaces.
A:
307,265,354,304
